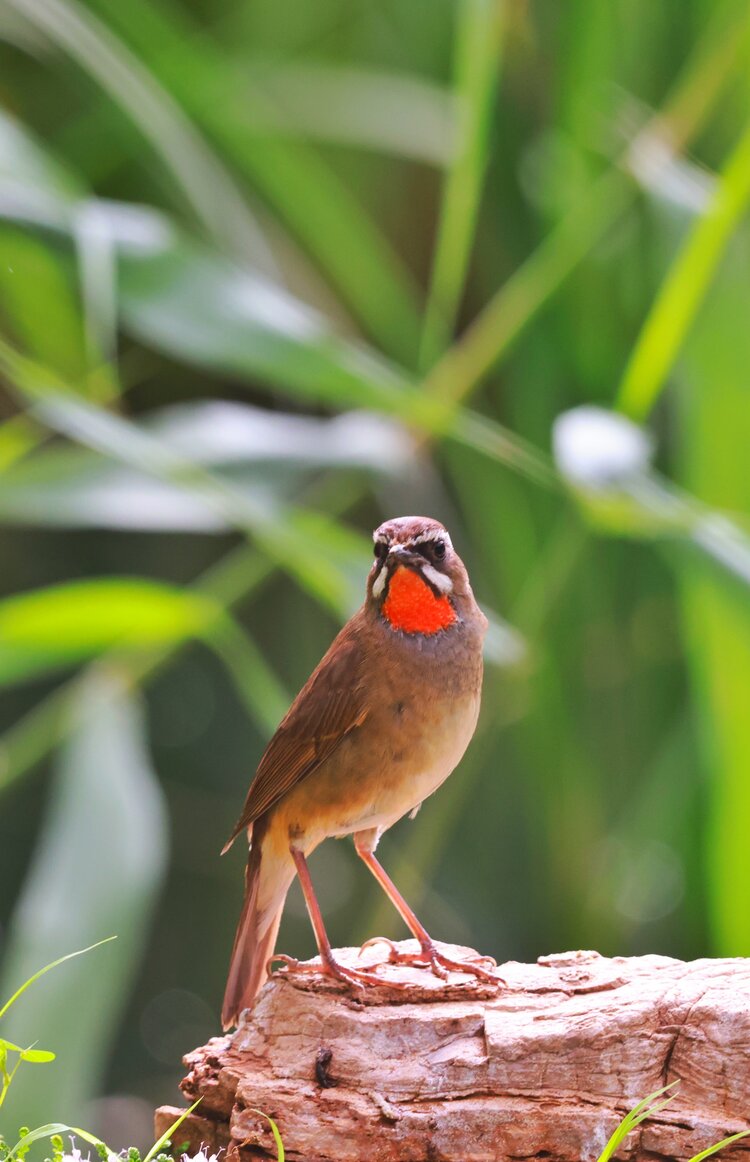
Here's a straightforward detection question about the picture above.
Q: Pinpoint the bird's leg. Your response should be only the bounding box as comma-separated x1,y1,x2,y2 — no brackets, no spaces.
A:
271,847,389,991
354,834,500,985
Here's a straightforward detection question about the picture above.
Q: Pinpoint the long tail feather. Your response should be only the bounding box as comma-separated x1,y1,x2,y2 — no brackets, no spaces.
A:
221,827,291,1030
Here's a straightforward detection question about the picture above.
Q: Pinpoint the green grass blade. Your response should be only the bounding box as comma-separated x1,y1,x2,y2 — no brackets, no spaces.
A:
6,1123,114,1162
0,341,367,615
618,116,750,420
117,234,413,412
423,166,633,406
0,938,115,1022
596,1083,679,1162
142,1099,202,1162
247,1109,285,1162
53,0,422,363
4,0,273,268
419,0,506,369
230,133,422,366
423,0,750,411
688,1131,750,1162
242,63,454,165
676,248,750,956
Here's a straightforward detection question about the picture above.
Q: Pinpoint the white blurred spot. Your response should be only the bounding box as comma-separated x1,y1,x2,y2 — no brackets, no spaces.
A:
553,406,654,489
593,836,684,925
87,198,174,254
482,611,527,668
148,402,413,475
223,274,319,341
628,131,714,215
615,840,684,923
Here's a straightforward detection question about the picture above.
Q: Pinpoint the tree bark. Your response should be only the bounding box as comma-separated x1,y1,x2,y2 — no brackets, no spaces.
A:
155,942,750,1162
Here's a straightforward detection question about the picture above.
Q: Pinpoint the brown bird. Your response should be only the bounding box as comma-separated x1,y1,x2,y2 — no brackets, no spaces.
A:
221,514,494,1030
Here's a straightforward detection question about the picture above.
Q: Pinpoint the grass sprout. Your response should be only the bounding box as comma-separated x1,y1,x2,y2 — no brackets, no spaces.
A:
596,1083,749,1162
0,939,115,1109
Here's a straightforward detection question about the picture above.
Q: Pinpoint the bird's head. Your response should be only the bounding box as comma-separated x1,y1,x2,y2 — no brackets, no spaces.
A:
366,515,474,635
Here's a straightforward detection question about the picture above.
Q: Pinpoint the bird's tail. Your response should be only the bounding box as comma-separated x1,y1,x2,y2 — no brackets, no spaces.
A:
221,823,294,1031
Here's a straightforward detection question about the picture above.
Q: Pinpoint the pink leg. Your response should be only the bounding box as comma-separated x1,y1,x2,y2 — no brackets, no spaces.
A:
354,836,500,986
270,848,399,992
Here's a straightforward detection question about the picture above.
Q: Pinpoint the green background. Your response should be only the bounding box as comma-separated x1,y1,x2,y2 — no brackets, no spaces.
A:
1,0,750,1148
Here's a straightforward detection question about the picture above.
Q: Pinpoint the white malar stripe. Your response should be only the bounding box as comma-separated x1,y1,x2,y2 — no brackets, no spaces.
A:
372,565,388,598
420,562,453,594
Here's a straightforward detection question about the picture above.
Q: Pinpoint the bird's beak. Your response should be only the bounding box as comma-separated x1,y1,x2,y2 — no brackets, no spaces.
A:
387,545,421,568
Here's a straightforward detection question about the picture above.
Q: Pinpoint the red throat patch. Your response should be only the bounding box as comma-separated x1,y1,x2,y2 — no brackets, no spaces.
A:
382,566,456,635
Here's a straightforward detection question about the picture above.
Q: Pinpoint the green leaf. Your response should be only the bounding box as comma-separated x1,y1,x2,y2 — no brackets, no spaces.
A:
0,228,87,380
52,0,423,361
0,1040,55,1064
688,1131,750,1162
247,1109,285,1162
0,939,116,1022
0,117,553,491
118,238,411,412
618,115,750,420
0,579,219,685
420,0,506,369
241,63,455,165
0,674,168,1128
142,1099,202,1162
678,243,750,955
6,1124,114,1162
0,106,81,211
2,0,271,266
0,403,412,531
596,1083,679,1162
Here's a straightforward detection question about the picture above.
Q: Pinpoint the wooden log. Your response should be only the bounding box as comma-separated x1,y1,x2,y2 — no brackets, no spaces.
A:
155,942,750,1162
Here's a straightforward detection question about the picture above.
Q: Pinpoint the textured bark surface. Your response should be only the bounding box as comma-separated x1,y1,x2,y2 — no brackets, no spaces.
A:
156,943,750,1162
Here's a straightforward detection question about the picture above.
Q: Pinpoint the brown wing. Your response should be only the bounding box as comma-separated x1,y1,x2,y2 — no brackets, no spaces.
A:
222,621,368,851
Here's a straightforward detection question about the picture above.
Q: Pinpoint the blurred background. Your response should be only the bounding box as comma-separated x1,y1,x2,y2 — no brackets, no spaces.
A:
2,0,750,1148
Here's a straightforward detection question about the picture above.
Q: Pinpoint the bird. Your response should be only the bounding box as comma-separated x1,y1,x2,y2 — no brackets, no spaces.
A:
221,514,495,1030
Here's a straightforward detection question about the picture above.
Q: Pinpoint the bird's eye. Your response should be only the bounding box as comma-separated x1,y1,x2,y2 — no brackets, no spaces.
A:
374,541,388,560
433,539,446,560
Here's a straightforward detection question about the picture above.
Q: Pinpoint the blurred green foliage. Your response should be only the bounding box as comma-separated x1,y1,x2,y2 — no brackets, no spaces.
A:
1,0,750,1148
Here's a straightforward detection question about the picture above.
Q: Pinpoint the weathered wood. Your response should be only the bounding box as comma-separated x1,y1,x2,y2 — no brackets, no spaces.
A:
156,942,750,1161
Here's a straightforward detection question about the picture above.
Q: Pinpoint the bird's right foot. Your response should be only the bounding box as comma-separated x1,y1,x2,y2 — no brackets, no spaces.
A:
359,936,502,986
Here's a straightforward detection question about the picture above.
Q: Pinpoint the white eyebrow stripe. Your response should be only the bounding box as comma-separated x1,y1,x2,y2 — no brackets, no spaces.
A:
371,565,388,598
420,562,453,594
413,529,452,548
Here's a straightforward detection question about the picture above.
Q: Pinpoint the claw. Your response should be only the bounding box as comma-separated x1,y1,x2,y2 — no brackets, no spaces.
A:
358,935,399,958
359,938,502,986
267,952,315,976
267,950,396,992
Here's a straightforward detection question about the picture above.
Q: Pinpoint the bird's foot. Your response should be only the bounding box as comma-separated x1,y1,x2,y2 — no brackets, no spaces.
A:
268,952,390,993
360,936,502,986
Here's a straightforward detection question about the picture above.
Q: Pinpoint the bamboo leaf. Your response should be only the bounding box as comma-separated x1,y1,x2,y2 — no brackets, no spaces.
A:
618,117,750,419
0,674,168,1128
420,0,506,368
0,579,218,685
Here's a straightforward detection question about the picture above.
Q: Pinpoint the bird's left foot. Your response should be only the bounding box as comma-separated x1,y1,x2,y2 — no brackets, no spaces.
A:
268,952,390,992
360,936,502,986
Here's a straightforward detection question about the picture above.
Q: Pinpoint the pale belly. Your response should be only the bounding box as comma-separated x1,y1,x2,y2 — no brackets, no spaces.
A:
275,689,482,849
